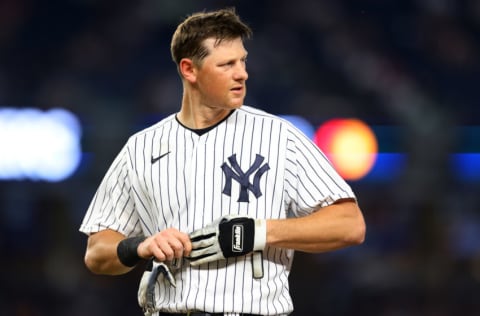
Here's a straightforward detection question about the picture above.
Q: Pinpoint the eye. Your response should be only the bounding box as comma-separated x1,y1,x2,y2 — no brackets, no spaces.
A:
220,61,235,67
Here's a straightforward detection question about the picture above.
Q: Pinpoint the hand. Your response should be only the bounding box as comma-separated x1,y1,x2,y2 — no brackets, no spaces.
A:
137,228,192,262
187,215,267,266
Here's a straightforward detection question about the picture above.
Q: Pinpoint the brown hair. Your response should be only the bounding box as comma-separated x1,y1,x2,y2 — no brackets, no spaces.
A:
170,8,252,67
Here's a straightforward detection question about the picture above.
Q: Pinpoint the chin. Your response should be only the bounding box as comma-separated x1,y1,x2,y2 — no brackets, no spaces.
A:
230,98,245,108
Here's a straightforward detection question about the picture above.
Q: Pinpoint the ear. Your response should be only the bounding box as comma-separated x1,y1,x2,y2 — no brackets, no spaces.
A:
179,58,197,83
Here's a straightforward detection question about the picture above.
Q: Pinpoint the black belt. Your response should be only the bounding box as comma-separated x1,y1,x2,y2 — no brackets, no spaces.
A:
159,313,257,316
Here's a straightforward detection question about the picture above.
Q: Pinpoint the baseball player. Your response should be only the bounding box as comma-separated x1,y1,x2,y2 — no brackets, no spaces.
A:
79,8,365,316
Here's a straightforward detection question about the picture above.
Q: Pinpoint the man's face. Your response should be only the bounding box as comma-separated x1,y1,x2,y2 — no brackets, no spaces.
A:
194,37,248,110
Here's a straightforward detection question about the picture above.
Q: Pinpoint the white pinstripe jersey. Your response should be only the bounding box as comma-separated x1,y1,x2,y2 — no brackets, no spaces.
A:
80,105,356,315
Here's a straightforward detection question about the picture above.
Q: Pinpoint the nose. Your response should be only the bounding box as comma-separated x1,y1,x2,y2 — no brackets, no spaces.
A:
234,63,248,81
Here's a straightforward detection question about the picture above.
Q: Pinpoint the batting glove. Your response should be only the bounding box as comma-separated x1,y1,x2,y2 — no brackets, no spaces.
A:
187,215,267,266
138,260,176,316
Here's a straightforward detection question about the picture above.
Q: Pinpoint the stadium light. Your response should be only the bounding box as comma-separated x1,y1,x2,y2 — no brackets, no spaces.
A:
0,107,82,182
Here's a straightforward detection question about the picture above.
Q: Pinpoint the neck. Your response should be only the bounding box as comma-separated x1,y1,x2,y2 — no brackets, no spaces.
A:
177,92,234,129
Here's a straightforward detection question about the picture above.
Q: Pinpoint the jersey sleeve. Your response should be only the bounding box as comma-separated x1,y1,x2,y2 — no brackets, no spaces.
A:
79,144,142,237
284,125,356,217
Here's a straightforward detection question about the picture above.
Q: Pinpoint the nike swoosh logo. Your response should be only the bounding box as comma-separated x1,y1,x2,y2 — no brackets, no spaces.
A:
151,151,170,164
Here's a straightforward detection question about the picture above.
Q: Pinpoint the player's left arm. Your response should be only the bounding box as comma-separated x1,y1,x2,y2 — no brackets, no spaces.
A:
265,198,365,253
188,198,364,265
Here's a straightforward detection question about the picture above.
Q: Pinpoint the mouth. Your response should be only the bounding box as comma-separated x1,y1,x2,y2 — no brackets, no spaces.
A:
231,86,244,94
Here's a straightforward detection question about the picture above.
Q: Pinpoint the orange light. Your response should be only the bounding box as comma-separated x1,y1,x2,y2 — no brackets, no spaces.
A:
314,118,378,181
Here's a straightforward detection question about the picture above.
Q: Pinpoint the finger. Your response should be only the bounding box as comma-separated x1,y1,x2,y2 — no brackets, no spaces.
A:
137,237,153,259
172,231,193,256
167,238,185,258
161,230,192,258
189,244,216,259
190,234,216,249
156,230,189,260
188,252,218,266
151,247,167,262
189,227,216,241
182,238,192,257
152,238,176,261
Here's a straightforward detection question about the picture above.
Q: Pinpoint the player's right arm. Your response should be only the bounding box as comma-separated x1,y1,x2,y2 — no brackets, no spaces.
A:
84,229,133,275
84,228,192,275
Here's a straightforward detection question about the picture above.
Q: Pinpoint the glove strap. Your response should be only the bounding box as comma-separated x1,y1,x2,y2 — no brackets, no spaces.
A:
252,251,264,279
252,220,266,278
253,219,267,251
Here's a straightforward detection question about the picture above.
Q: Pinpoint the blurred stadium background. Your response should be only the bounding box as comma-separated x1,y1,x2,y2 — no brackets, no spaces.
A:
1,0,479,315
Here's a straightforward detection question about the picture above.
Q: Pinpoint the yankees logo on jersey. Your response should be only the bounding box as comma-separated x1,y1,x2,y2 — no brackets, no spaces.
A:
80,105,356,315
221,153,270,202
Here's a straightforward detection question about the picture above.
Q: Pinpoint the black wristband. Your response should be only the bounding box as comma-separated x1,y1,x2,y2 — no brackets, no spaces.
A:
117,236,146,267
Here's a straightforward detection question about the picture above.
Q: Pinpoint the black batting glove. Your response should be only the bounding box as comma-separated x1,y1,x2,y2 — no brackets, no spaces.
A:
187,215,267,266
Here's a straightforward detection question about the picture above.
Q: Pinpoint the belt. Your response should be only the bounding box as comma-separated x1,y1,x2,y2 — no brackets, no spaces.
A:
159,313,257,316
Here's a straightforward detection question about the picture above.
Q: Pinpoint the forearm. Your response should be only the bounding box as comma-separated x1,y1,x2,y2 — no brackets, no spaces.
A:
84,229,134,275
266,200,366,253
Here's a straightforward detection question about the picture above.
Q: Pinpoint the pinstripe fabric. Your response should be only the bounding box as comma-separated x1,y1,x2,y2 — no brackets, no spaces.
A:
80,105,356,315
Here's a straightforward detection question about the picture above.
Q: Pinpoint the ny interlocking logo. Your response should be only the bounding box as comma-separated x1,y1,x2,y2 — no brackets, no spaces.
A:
221,154,270,202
